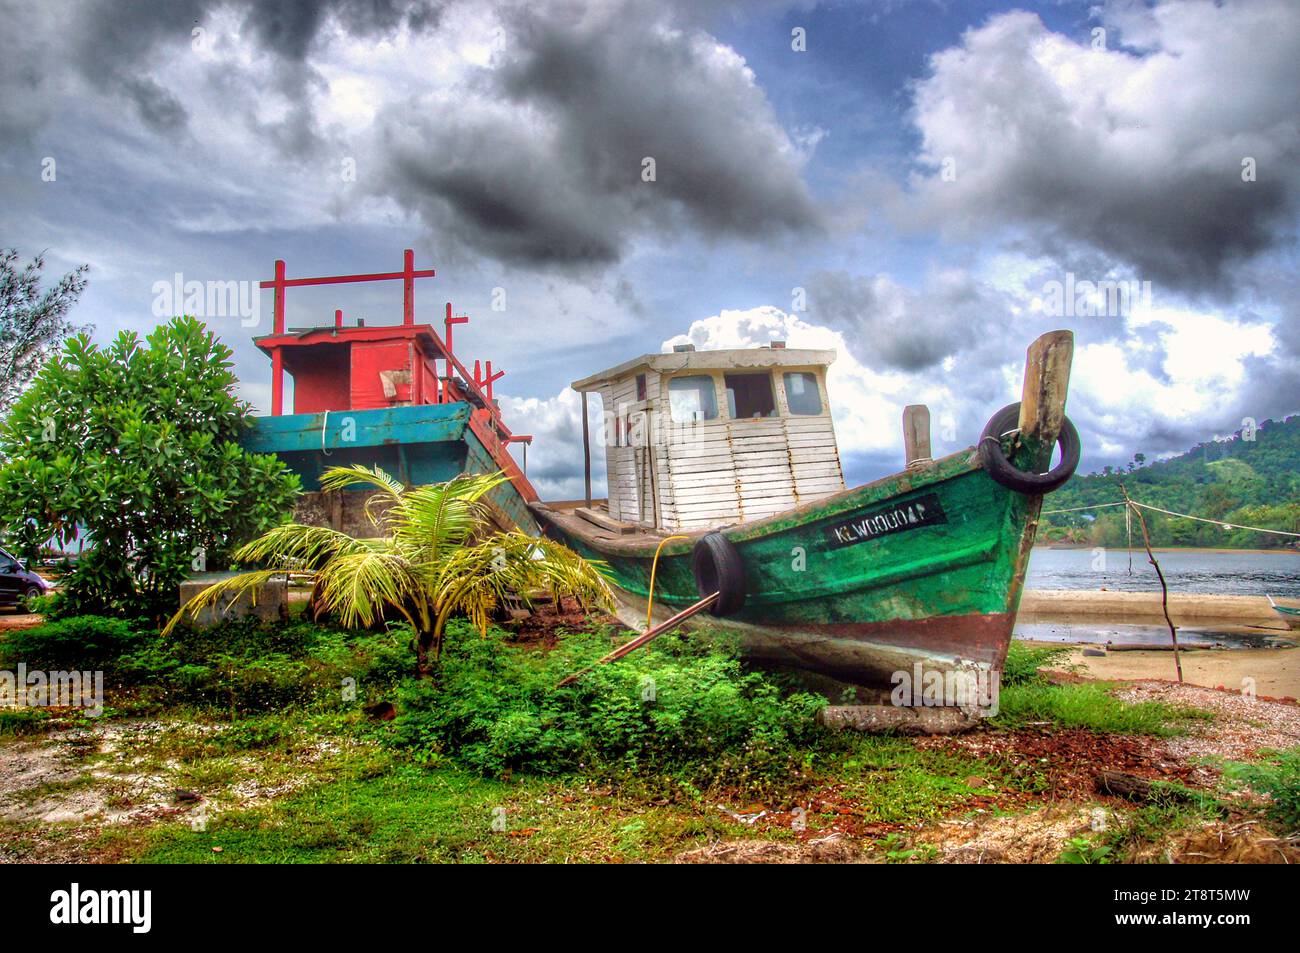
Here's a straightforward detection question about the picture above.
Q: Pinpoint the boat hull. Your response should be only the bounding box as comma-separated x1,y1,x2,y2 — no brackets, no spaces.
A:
244,402,539,533
534,449,1040,690
1272,607,1300,631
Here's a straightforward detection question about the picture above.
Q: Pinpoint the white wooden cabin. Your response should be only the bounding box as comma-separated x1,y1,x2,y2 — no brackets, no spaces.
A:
573,344,846,531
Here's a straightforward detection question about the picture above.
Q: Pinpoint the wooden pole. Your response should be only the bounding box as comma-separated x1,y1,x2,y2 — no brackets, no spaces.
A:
1018,330,1074,470
581,392,592,508
556,592,719,688
402,248,415,325
902,404,932,468
1121,484,1183,683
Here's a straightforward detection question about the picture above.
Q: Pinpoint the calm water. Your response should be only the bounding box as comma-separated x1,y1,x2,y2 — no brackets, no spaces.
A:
1026,547,1300,598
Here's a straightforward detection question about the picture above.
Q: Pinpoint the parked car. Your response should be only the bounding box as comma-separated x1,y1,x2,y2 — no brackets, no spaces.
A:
0,547,49,611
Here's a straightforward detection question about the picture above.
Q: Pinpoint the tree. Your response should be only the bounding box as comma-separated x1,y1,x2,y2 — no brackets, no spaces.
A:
0,316,300,616
0,249,89,415
167,465,614,672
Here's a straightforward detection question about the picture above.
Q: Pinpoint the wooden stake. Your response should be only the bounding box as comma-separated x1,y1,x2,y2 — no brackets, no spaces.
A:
902,404,932,468
1120,483,1183,683
1018,330,1074,470
556,592,719,688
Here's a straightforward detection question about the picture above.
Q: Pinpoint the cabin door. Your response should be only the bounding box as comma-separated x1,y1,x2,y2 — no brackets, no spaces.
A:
628,410,658,527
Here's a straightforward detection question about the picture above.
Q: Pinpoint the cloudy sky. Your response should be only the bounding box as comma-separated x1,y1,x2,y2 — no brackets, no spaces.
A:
2,0,1297,498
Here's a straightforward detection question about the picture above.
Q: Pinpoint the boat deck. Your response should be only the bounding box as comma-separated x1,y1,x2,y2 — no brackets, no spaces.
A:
533,500,691,546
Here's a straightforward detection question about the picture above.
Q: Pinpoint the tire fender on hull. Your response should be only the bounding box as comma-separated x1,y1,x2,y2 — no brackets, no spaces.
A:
692,532,746,617
978,401,1080,495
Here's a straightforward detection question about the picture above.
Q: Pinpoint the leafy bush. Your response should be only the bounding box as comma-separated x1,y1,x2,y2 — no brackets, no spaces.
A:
0,708,50,736
1224,747,1300,832
2,613,410,716
0,615,144,669
0,316,300,617
389,622,827,790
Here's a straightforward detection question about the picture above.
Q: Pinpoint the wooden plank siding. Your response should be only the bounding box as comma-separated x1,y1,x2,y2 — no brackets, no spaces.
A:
588,353,845,531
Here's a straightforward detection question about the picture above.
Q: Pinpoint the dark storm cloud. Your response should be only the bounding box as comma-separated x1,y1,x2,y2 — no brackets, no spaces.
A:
1,0,444,143
911,2,1300,296
373,0,823,267
808,267,1012,372
3,0,819,269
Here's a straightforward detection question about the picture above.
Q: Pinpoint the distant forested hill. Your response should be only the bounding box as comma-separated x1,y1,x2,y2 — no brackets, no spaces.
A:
1040,415,1300,549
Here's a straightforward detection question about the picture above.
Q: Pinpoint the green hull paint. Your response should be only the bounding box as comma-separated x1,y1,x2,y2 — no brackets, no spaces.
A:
534,449,1040,689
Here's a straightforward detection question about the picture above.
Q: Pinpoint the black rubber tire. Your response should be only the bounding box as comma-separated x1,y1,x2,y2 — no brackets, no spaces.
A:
691,532,747,617
21,585,42,610
978,402,1081,495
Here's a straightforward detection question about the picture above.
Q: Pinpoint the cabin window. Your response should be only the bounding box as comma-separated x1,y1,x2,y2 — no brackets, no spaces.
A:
635,373,647,401
783,372,823,415
668,375,719,422
724,372,777,419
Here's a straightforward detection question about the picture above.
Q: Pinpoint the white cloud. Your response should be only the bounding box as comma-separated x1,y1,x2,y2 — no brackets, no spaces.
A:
910,0,1300,291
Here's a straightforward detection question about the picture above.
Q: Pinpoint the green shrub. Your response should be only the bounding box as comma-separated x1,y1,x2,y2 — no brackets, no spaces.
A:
0,615,144,669
389,623,827,790
1223,747,1300,832
0,708,50,736
2,613,411,717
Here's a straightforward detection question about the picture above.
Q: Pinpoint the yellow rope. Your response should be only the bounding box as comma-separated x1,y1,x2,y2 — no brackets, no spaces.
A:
646,535,690,631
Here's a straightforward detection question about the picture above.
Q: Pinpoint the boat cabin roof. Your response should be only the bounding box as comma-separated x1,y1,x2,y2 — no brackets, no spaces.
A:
571,346,836,392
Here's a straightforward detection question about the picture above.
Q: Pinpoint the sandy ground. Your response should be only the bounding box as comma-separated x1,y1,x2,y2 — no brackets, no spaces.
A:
1049,645,1300,700
1020,588,1295,627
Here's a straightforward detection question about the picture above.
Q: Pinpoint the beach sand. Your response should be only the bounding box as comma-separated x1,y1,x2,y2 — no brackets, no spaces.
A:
1020,588,1293,627
1042,644,1300,701
1021,587,1300,698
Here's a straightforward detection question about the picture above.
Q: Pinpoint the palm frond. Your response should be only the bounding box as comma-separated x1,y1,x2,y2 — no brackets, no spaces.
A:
162,569,295,636
391,471,508,557
319,464,406,498
314,549,422,629
233,522,375,570
431,531,614,637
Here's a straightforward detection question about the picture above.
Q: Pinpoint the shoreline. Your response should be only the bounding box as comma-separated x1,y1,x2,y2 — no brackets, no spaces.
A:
1020,588,1297,627
1033,544,1297,556
1025,642,1300,701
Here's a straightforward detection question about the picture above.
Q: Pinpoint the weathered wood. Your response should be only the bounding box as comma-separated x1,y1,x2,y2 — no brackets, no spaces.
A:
819,704,984,735
581,393,592,508
1097,769,1197,802
1018,330,1074,469
903,404,932,468
576,506,637,534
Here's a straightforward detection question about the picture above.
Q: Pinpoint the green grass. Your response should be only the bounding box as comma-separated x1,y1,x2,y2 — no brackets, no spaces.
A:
1001,641,1071,686
0,708,51,736
829,736,1013,825
1222,747,1300,832
0,615,1247,864
993,681,1213,735
111,753,737,864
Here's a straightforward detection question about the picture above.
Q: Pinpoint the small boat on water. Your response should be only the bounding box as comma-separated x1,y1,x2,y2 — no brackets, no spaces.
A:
1267,595,1300,630
532,330,1081,694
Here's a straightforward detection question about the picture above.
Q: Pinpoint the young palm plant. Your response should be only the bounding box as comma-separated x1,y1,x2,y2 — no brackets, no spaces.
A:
165,465,614,672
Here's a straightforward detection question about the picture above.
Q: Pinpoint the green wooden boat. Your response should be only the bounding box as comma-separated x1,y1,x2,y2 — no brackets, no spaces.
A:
1268,596,1300,630
532,331,1080,694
